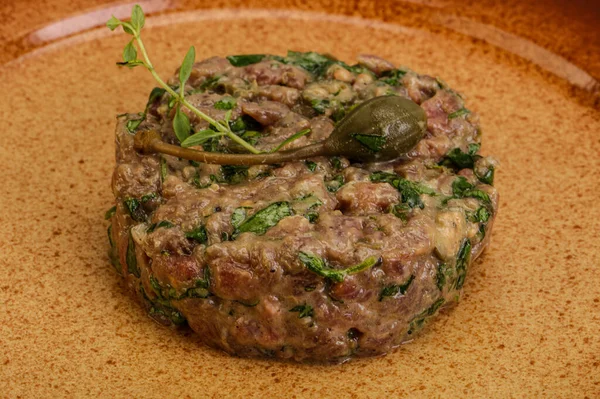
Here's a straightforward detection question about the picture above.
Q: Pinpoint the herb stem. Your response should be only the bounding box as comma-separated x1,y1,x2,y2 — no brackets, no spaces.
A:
135,130,327,165
133,34,261,155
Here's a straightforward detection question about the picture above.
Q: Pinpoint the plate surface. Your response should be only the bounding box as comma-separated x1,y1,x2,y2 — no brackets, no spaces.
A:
1,0,599,397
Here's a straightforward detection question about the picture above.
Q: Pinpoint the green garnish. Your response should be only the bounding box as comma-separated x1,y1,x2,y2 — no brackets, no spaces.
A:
447,176,491,205
469,206,491,240
380,69,407,86
475,165,495,185
181,129,226,148
107,6,260,153
231,207,249,229
226,54,266,67
454,239,472,289
326,174,345,192
330,157,342,170
160,157,168,182
214,96,236,110
185,224,208,244
285,51,333,76
439,145,481,170
370,171,435,209
126,230,140,277
310,99,330,114
352,134,387,153
104,205,117,220
123,198,146,222
126,116,144,133
221,165,249,184
298,252,381,283
146,220,174,233
305,160,317,172
408,298,446,335
232,202,292,238
140,192,157,202
198,75,221,91
390,203,410,221
448,108,471,119
436,263,452,291
289,304,314,319
379,275,414,301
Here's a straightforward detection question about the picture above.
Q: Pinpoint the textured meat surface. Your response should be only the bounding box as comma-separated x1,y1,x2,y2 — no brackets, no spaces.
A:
106,52,499,363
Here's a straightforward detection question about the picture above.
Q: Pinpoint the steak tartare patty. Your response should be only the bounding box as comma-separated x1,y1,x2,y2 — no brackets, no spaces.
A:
106,52,499,363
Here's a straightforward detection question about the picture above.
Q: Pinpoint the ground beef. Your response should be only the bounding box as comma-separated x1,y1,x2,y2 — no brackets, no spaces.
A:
106,51,499,363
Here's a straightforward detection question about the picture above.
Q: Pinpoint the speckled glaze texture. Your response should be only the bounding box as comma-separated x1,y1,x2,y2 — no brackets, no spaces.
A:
1,0,599,398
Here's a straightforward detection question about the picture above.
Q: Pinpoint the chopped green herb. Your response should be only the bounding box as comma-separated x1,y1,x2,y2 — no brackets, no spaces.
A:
126,230,140,277
447,176,492,206
226,54,266,67
370,171,435,209
123,198,146,222
439,146,482,170
326,175,344,192
305,160,317,172
436,263,451,291
380,69,407,86
390,203,410,221
186,272,211,298
146,87,166,109
160,157,168,183
454,239,472,289
448,108,471,119
285,51,333,76
304,285,317,292
104,205,117,220
289,304,314,319
238,130,261,146
231,207,249,229
214,96,236,110
146,220,174,233
305,211,319,223
199,75,221,91
140,192,157,202
475,165,495,185
330,157,343,170
298,252,381,283
408,297,446,335
469,206,491,240
221,165,249,184
126,117,144,133
107,224,115,248
379,275,414,301
229,115,262,133
149,275,162,296
352,134,387,153
311,99,330,114
233,202,292,238
185,224,207,244
472,206,490,223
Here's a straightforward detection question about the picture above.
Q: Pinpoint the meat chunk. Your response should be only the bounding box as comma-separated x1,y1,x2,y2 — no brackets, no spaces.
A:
336,182,399,215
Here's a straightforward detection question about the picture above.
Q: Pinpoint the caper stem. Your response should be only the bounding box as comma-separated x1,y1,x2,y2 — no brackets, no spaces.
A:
134,130,328,165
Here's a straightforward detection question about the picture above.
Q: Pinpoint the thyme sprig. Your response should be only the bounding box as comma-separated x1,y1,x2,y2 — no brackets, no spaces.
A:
107,5,260,154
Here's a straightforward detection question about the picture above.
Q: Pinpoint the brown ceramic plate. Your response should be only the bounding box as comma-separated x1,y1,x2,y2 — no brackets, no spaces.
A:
1,0,599,397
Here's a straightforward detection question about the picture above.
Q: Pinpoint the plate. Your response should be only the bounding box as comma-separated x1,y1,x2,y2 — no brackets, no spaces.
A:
1,0,598,397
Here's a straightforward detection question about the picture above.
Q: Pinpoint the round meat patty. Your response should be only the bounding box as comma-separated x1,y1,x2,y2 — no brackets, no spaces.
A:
106,51,499,363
